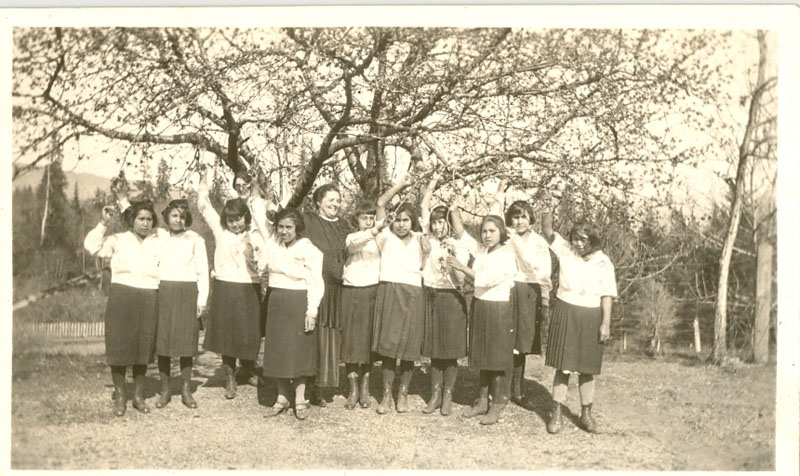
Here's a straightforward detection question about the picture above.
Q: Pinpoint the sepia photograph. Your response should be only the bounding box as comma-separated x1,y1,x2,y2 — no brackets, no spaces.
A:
4,4,799,473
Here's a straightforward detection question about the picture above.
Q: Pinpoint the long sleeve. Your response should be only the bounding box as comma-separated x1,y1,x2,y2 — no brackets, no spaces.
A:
194,235,210,306
197,183,225,241
474,248,518,289
84,222,115,258
346,229,376,255
305,244,325,317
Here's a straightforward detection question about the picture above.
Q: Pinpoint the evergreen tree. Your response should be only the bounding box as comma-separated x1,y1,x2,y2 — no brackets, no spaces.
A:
36,160,71,250
155,158,171,202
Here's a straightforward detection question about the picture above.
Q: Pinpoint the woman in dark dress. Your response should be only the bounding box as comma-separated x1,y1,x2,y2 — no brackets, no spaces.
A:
301,184,353,405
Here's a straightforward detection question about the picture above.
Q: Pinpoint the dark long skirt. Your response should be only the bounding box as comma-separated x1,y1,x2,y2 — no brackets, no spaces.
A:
262,287,318,379
104,283,158,366
468,298,514,371
156,281,200,357
316,280,342,387
203,279,262,361
545,298,604,375
340,284,378,364
512,281,543,355
422,286,468,359
372,282,425,361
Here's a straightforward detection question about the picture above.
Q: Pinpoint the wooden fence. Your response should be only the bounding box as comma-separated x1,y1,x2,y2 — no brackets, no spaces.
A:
20,322,104,339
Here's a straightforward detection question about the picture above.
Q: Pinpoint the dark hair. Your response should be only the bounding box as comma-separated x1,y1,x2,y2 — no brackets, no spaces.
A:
504,200,535,227
123,199,157,229
161,199,193,228
312,183,340,207
569,220,603,255
349,201,377,228
480,215,509,246
274,207,305,234
429,205,449,224
392,202,422,233
232,172,251,188
220,198,252,230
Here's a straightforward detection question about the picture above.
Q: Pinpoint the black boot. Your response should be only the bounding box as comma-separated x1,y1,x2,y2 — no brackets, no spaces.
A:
180,365,197,409
376,366,395,415
223,363,237,400
396,366,412,413
155,372,171,408
440,363,458,416
481,373,507,425
131,370,150,414
110,366,126,417
510,355,525,405
580,403,598,433
240,359,260,387
345,372,359,410
422,366,443,414
547,401,563,434
359,371,371,408
462,378,489,419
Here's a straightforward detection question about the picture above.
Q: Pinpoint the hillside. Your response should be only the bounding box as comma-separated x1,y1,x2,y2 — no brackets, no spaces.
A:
13,168,110,201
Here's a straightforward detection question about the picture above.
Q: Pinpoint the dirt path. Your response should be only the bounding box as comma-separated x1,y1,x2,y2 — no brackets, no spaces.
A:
11,346,774,471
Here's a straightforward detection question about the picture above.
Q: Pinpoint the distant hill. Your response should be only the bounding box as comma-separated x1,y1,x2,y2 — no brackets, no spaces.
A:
12,168,111,201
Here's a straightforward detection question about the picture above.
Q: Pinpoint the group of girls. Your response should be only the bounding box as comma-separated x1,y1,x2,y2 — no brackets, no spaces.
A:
85,162,617,432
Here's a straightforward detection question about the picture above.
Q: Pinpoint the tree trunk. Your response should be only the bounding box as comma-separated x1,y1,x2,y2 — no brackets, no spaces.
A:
712,31,768,365
753,237,772,364
40,163,50,247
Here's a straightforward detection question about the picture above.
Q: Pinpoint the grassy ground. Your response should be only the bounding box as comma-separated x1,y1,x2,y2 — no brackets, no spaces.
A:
11,339,775,471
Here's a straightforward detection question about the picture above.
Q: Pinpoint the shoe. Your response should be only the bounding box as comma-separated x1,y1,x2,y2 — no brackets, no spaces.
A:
294,400,310,420
547,401,563,434
462,397,489,419
580,403,598,433
358,374,371,409
111,374,126,417
396,384,410,413
239,360,260,387
423,368,443,414
345,373,359,410
180,367,197,408
264,399,290,418
223,364,237,400
440,388,454,416
308,385,327,407
480,401,507,425
155,374,171,408
132,375,150,414
376,384,394,415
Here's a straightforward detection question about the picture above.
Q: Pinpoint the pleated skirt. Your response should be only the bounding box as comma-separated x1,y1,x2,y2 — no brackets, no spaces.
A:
262,287,318,379
203,279,262,361
372,282,425,362
545,298,604,375
468,298,515,371
512,281,543,355
340,284,378,364
156,281,200,357
422,286,468,359
104,283,158,366
316,280,342,387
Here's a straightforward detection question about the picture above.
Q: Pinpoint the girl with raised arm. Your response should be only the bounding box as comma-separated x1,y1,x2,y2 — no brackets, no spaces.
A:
540,200,617,434
372,173,429,415
419,173,469,416
447,211,518,426
84,194,160,416
196,163,262,400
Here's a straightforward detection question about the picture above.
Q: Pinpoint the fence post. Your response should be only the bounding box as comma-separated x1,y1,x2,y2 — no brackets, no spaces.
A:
693,317,702,353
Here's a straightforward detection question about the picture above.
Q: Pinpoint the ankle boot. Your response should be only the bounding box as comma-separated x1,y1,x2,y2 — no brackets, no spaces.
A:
240,360,260,387
132,374,150,414
547,401,563,434
481,374,507,425
422,368,443,414
181,367,197,409
441,364,457,416
580,403,598,433
376,382,394,415
155,372,171,408
358,373,371,408
396,368,412,413
111,371,126,417
462,386,489,418
345,373,359,410
223,364,237,399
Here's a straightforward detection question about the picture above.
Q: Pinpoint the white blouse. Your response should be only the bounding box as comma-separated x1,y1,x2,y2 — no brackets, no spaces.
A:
198,193,261,283
375,228,424,287
154,228,210,306
84,223,160,290
343,230,381,287
422,236,470,290
549,232,617,308
507,230,553,300
262,236,325,317
459,232,518,302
